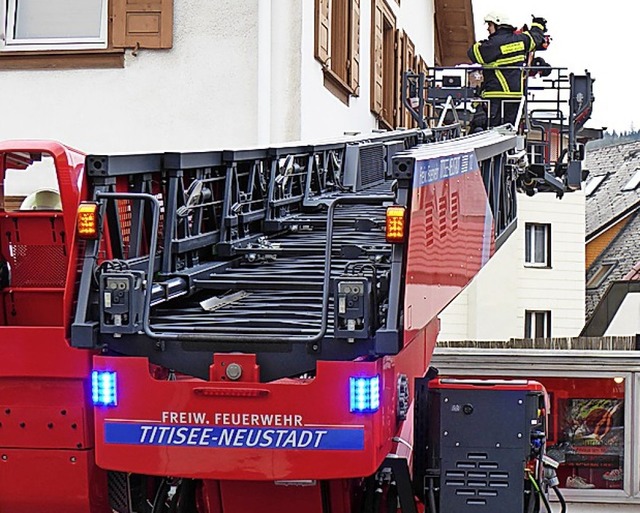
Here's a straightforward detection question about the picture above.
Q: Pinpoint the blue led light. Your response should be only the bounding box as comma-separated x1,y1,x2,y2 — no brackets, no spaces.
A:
92,370,118,407
349,375,380,413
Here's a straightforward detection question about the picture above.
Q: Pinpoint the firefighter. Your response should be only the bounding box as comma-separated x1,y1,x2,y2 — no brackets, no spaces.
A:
468,11,548,129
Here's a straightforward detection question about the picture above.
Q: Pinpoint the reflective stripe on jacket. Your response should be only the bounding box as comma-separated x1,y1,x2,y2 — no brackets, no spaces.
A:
467,25,545,99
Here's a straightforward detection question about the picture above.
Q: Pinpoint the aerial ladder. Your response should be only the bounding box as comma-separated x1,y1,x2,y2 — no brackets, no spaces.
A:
0,65,593,513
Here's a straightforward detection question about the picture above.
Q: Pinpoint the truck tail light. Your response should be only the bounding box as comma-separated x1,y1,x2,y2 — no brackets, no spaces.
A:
77,202,100,239
385,206,406,243
350,375,380,413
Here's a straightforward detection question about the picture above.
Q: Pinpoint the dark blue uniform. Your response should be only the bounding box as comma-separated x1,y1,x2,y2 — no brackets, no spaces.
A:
468,22,547,127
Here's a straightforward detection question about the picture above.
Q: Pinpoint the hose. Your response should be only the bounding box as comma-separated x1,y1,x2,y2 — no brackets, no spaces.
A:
427,477,438,513
151,478,170,513
372,484,383,513
529,475,552,513
552,485,567,513
386,482,398,513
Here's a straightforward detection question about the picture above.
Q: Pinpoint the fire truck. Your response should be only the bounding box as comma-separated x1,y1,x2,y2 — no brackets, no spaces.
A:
0,66,593,513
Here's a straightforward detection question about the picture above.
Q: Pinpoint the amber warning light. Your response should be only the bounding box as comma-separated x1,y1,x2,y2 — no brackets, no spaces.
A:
385,206,406,243
77,202,100,239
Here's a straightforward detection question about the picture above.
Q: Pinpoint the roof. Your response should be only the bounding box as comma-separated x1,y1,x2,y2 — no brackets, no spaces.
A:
624,261,640,281
584,141,640,238
585,211,640,318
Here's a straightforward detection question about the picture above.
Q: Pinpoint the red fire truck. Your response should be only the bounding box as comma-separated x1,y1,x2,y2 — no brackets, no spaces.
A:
0,67,592,513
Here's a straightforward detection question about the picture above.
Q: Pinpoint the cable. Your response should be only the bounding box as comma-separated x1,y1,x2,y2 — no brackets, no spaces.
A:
552,485,567,513
529,474,552,513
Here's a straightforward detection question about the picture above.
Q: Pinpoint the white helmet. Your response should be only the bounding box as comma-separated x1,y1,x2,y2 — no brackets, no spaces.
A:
484,11,512,27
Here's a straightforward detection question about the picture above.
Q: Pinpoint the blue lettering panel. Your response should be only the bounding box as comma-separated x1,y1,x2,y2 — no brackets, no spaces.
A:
104,423,365,451
414,152,478,188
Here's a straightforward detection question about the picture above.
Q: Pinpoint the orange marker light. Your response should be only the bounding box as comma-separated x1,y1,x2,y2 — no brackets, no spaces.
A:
385,206,406,243
77,202,100,239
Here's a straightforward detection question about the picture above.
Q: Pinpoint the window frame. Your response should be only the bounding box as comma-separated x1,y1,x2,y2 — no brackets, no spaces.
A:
528,143,546,165
0,0,173,70
370,0,396,129
3,0,109,52
524,222,552,268
587,261,617,290
585,174,608,196
622,169,640,192
524,309,551,338
315,0,360,104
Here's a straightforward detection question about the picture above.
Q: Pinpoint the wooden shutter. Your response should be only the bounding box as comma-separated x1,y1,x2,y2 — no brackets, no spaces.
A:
403,35,416,127
418,56,432,125
394,29,404,128
112,0,173,49
433,12,442,66
370,0,384,116
315,0,331,65
348,0,360,94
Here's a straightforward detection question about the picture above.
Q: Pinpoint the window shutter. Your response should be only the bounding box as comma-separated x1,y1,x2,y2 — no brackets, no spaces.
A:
112,0,173,49
394,29,404,128
315,0,331,65
370,0,384,116
348,0,360,94
403,35,416,127
418,56,431,124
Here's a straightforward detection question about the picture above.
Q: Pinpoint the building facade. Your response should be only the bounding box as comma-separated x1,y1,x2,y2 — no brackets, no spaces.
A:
438,190,587,341
0,0,464,154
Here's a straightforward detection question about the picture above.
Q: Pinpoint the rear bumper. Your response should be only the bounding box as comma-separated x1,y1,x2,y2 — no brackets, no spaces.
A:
93,355,397,480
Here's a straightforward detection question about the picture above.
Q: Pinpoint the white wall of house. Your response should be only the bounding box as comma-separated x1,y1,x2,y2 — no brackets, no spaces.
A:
0,0,262,154
438,190,586,340
0,0,435,155
298,0,435,141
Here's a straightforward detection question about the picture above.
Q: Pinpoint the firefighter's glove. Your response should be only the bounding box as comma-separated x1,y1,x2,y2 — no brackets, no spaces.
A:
530,56,552,77
531,16,547,32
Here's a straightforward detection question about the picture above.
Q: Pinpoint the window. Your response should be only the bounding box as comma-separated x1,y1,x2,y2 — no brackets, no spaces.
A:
528,143,545,165
3,0,108,51
587,262,616,289
622,169,640,192
315,0,360,103
585,174,607,196
0,0,173,69
370,0,396,128
2,153,60,211
524,222,551,267
525,310,551,338
541,377,626,492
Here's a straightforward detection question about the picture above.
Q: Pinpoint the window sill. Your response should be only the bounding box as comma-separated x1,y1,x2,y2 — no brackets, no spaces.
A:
322,67,356,106
0,48,125,70
524,263,552,269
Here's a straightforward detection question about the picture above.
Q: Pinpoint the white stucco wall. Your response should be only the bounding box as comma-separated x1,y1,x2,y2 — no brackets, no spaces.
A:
439,190,586,340
1,0,435,153
1,0,262,154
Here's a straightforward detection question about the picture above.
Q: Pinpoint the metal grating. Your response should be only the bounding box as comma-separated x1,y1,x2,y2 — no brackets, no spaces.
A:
443,454,510,507
117,200,131,254
108,471,132,513
150,201,391,338
9,244,67,287
359,144,385,187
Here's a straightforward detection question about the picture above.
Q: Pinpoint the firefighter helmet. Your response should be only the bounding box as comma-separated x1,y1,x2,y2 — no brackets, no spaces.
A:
484,11,513,27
